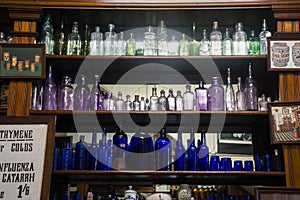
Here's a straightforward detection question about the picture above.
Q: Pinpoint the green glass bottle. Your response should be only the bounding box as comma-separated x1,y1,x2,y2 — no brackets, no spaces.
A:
248,30,260,55
126,32,136,56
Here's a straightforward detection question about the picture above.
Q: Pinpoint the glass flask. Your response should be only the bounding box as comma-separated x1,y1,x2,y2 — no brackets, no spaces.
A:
74,74,90,110
31,80,43,110
104,24,116,55
124,95,133,111
67,21,81,55
89,74,103,110
259,19,272,55
236,76,246,110
81,24,90,55
175,90,184,111
168,35,179,56
75,135,87,170
97,128,108,170
174,132,185,171
198,130,209,170
113,126,128,170
158,89,168,110
59,76,74,110
248,30,260,55
244,63,258,110
150,87,159,111
54,15,66,55
195,81,208,111
103,93,115,110
167,89,176,111
199,29,210,56
183,84,194,110
42,65,57,110
126,32,136,56
222,28,232,55
157,20,168,56
115,92,125,111
225,68,235,111
189,22,200,56
155,128,172,171
90,26,103,55
179,34,189,56
188,129,197,171
208,76,224,111
133,95,140,111
233,22,248,55
117,31,126,55
143,26,157,56
210,21,222,55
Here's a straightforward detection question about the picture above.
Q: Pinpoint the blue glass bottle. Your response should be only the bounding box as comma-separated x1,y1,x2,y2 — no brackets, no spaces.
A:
174,132,185,171
106,139,113,170
155,128,172,171
263,151,272,171
196,139,203,171
61,142,73,170
112,126,128,170
188,129,197,171
52,143,60,170
74,74,90,110
97,128,108,170
75,135,87,170
198,130,209,170
88,128,98,170
254,154,263,171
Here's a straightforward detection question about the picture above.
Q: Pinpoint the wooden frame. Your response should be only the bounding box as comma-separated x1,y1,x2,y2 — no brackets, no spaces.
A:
0,115,56,200
0,44,45,79
268,102,300,144
267,37,300,71
256,186,300,200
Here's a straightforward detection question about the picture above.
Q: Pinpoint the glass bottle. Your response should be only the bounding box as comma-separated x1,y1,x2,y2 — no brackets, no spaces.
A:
175,90,184,111
177,184,192,200
89,74,103,110
106,139,113,170
259,93,268,111
143,26,157,56
112,126,128,170
74,74,90,110
97,128,107,170
222,28,232,55
208,76,224,111
198,130,209,170
42,65,57,110
236,76,246,110
189,22,200,56
259,19,272,55
117,31,126,55
90,26,103,55
75,135,87,170
140,97,146,111
195,81,208,111
54,15,66,55
199,29,210,56
31,80,43,110
210,21,222,55
81,24,90,55
133,95,140,111
233,22,248,55
167,89,176,111
59,76,74,110
0,32,6,43
61,142,73,170
124,95,133,111
158,89,168,111
183,84,194,110
225,68,235,111
168,35,179,56
67,21,81,55
150,87,159,111
179,34,189,56
155,128,172,171
104,24,116,55
248,30,260,55
126,32,136,56
174,131,185,171
103,93,115,110
188,129,197,171
157,20,168,56
41,13,54,55
244,63,258,110
115,92,125,111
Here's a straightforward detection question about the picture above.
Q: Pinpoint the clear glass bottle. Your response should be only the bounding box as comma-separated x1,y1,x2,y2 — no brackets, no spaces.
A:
143,26,157,56
74,74,90,110
248,30,260,55
175,90,184,111
97,128,108,170
54,15,66,55
198,130,209,171
89,74,103,110
59,76,74,110
124,94,133,111
236,76,246,110
0,32,6,43
67,21,81,55
233,22,248,55
90,26,103,55
81,24,90,55
133,95,140,111
225,68,235,111
174,132,185,171
126,32,136,56
158,89,168,111
31,80,43,110
150,87,159,111
259,19,272,55
117,31,126,55
195,81,208,111
112,126,128,170
210,21,222,55
189,22,200,56
222,28,232,55
104,24,116,55
155,128,172,171
199,29,210,56
168,35,179,56
41,13,54,55
179,34,189,56
42,65,57,110
75,135,87,170
140,97,146,111
208,76,224,111
157,20,168,56
183,84,194,110
259,93,268,111
188,129,197,171
244,63,258,110
103,93,115,110
115,92,125,111
167,89,176,111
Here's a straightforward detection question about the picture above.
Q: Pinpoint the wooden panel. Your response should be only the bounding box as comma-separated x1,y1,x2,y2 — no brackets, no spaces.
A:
283,145,300,187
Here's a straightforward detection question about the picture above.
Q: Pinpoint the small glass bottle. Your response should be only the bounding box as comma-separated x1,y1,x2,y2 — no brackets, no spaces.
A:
168,35,179,56
175,90,184,111
244,62,258,110
248,30,260,55
208,76,224,111
155,128,172,171
103,93,115,110
42,65,57,110
188,129,197,171
41,13,54,55
259,19,272,55
104,24,116,55
157,20,168,56
140,97,146,111
167,89,176,111
179,34,189,56
89,74,103,110
158,90,168,111
54,15,66,55
195,81,208,111
150,87,159,111
199,29,210,56
233,22,248,55
0,32,6,43
81,24,90,55
198,130,209,170
143,26,157,56
124,94,133,111
259,93,268,111
133,95,140,111
222,28,232,55
74,74,90,110
117,31,127,55
75,135,87,170
236,76,246,110
126,32,136,56
90,26,103,55
189,22,200,56
115,92,125,111
225,68,235,111
183,84,194,110
59,76,74,110
67,21,81,55
174,132,185,171
31,80,43,110
210,21,222,55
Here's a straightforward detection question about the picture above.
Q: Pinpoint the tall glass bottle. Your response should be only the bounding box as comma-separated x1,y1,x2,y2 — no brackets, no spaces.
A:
117,31,126,55
115,92,125,111
225,68,235,111
208,76,224,111
54,15,66,55
67,21,81,55
31,80,43,110
143,26,157,56
126,33,136,56
133,95,140,111
113,126,128,170
236,76,246,110
259,19,272,55
59,76,74,110
75,135,87,170
175,90,184,111
74,75,90,110
158,90,168,111
248,30,260,55
97,128,108,170
90,26,103,55
222,28,232,55
174,132,185,171
195,81,208,111
104,24,116,55
89,74,103,110
183,84,194,110
233,22,248,55
244,63,258,110
43,65,57,110
189,22,200,56
89,128,98,170
179,34,189,56
168,35,179,56
188,129,197,171
198,130,209,170
157,20,168,56
124,95,132,111
106,139,113,170
167,89,176,111
41,13,54,55
210,21,222,55
199,29,210,56
155,128,172,171
150,87,159,111
81,24,90,55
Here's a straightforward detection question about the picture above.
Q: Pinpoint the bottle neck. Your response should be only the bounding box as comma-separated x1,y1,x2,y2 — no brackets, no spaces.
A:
201,131,206,145
160,129,167,138
177,132,183,147
92,129,97,145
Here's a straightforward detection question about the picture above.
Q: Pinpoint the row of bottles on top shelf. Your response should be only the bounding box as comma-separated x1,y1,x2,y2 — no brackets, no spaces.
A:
40,12,272,56
31,63,270,111
53,127,283,172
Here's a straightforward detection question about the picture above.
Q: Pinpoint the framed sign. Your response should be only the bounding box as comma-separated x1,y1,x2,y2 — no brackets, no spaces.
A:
256,186,300,200
0,115,56,200
0,44,45,79
268,102,300,144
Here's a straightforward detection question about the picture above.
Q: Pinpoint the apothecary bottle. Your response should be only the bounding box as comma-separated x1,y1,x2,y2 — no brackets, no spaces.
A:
54,16,66,55
174,132,185,171
31,80,43,110
236,76,246,110
90,74,103,110
75,135,87,170
67,21,81,55
244,63,258,110
126,33,136,56
97,128,108,170
168,35,179,56
74,74,90,110
117,31,126,55
81,24,90,55
210,21,222,55
188,129,197,171
103,93,115,110
259,93,268,111
113,126,128,170
143,26,157,56
198,130,209,171
225,68,235,111
183,84,194,110
89,128,98,170
140,97,146,111
233,22,248,55
208,76,224,111
259,19,272,55
195,81,208,111
189,22,200,56
158,90,168,110
59,76,74,110
124,95,133,111
175,90,184,111
179,34,189,56
222,28,232,55
90,26,103,55
133,95,140,111
157,20,168,56
104,24,116,55
150,87,159,111
155,128,172,171
167,89,176,111
42,65,57,110
248,30,260,55
41,13,54,55
115,92,125,111
199,29,210,56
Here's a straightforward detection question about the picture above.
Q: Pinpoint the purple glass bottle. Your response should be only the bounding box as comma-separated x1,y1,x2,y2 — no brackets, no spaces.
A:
74,74,90,110
42,64,57,110
244,62,258,110
208,76,224,111
59,76,74,110
90,74,103,110
195,81,208,110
